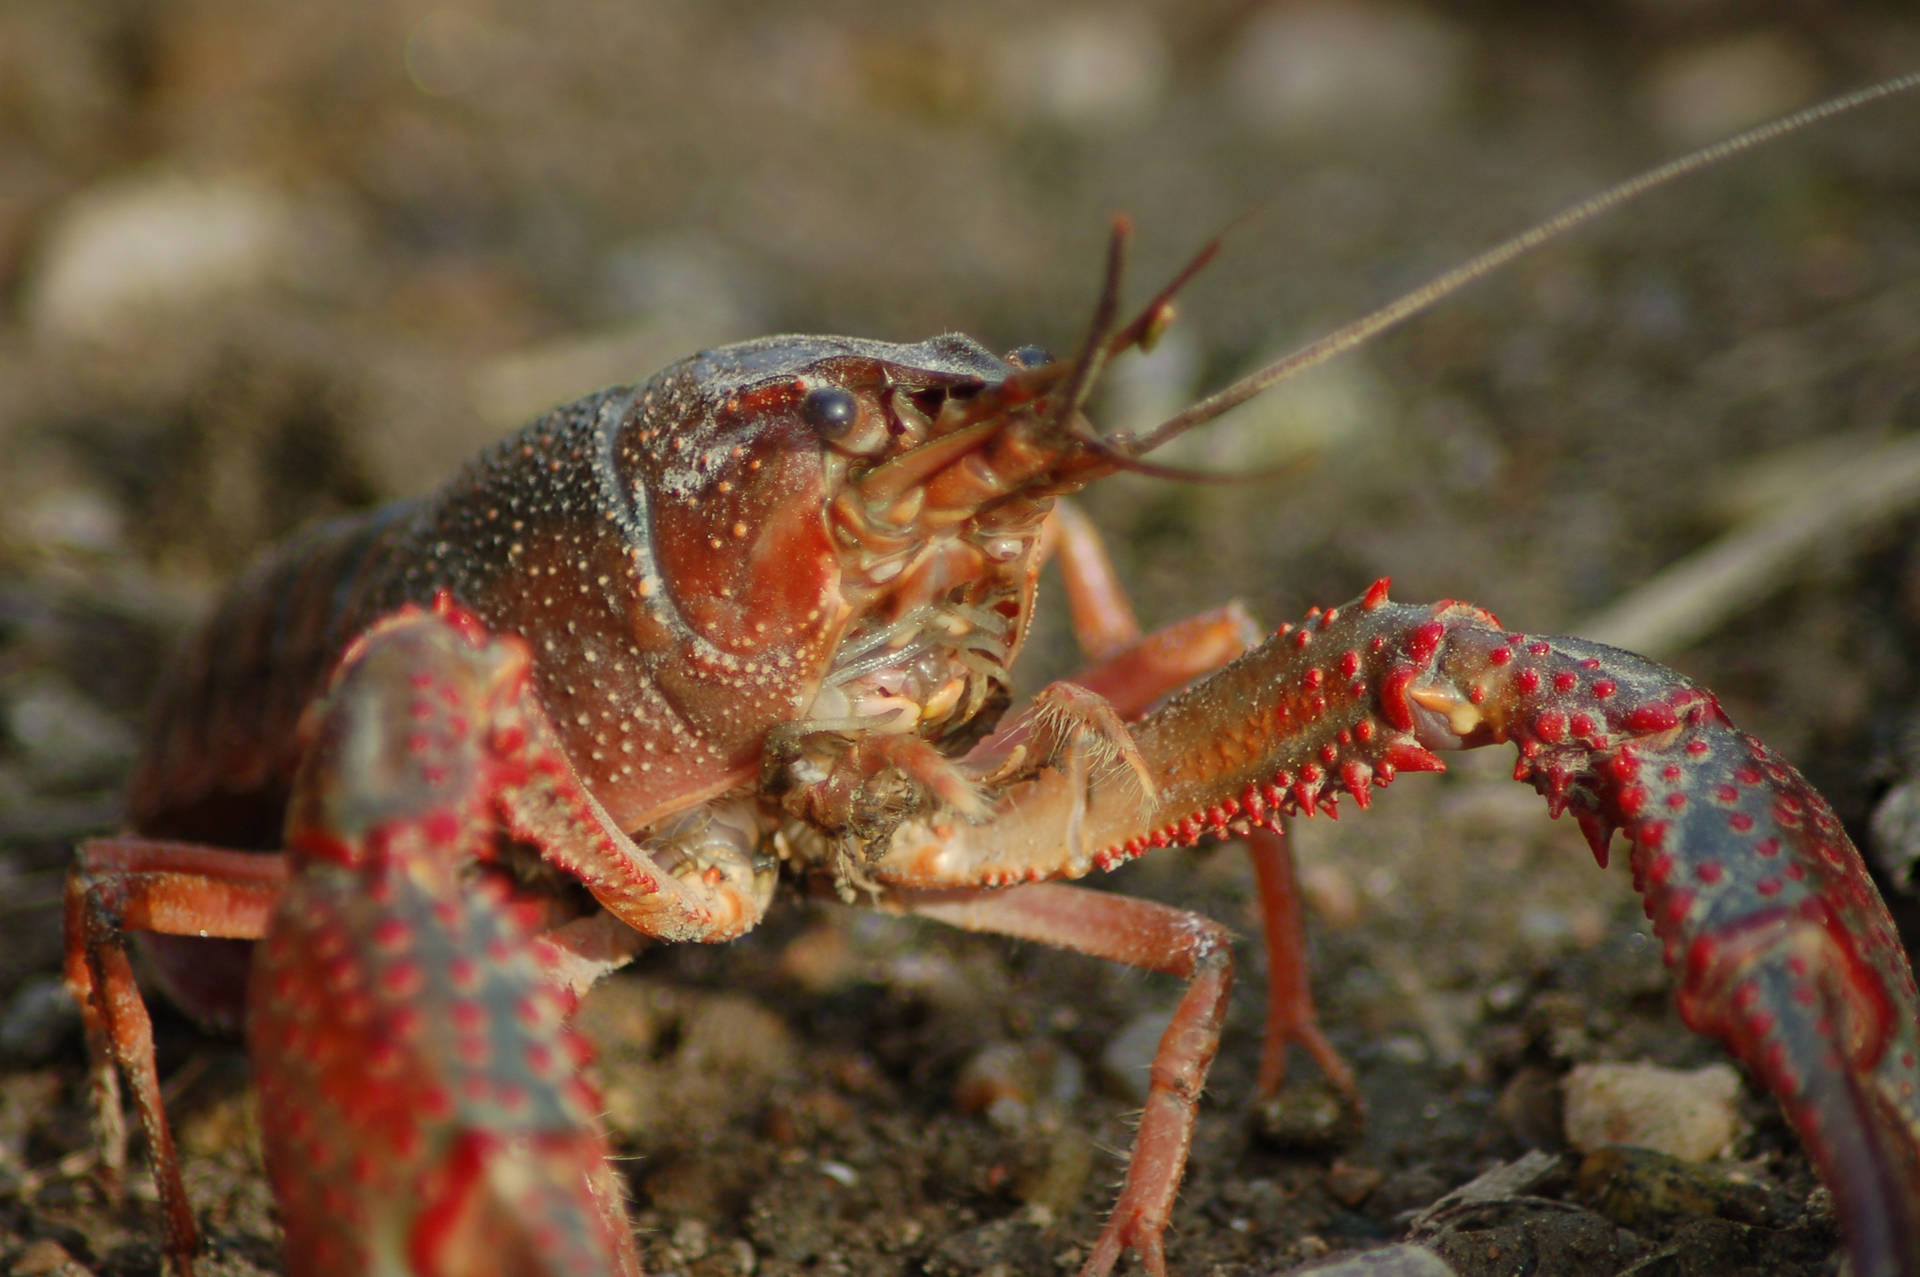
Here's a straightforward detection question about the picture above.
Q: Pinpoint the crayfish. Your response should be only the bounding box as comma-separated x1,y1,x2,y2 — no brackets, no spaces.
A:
62,72,1920,1276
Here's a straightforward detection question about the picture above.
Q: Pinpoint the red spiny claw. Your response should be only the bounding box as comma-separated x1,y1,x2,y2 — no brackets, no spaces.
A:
249,608,641,1276
929,579,1920,1276
1400,597,1920,1277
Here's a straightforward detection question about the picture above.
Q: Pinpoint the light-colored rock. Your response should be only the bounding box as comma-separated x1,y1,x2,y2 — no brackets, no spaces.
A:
1222,2,1472,143
1563,1060,1744,1162
24,172,330,341
1639,32,1822,149
991,9,1171,131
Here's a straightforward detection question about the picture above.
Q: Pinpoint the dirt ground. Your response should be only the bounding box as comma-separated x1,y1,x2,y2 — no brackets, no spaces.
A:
3,2,1920,1274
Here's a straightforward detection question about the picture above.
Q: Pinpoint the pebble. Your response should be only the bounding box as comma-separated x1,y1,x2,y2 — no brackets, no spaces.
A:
0,974,79,1065
24,172,316,341
1870,777,1920,895
1638,32,1822,149
1220,2,1473,144
6,678,137,787
956,1039,1083,1131
14,486,125,557
989,9,1171,131
1575,1144,1782,1233
7,1238,94,1277
1562,1060,1743,1162
1253,1078,1363,1153
1097,1004,1174,1104
1325,1158,1384,1207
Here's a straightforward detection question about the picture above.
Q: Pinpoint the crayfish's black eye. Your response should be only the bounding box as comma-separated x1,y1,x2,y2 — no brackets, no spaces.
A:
1008,345,1052,370
800,385,860,438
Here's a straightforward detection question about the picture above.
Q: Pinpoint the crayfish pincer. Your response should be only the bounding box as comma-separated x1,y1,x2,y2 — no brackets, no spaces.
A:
65,73,1920,1276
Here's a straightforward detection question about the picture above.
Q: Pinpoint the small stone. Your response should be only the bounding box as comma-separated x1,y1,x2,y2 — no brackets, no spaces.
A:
990,9,1171,131
1098,1005,1174,1104
1253,1078,1363,1153
1562,1061,1743,1162
1638,32,1822,149
8,1238,93,1277
24,172,334,341
678,992,797,1077
0,974,80,1065
956,1041,1033,1127
1300,861,1363,929
1015,1127,1096,1221
1220,1,1472,143
1493,1064,1564,1149
1869,778,1920,895
15,486,125,556
1325,1158,1384,1207
1575,1144,1784,1232
956,1039,1082,1131
6,679,137,788
775,921,859,994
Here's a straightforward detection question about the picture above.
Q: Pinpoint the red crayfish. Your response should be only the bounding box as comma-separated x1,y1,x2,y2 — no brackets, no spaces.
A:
63,73,1920,1276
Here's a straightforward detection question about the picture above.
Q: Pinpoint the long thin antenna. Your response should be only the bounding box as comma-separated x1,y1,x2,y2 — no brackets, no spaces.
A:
1123,69,1920,457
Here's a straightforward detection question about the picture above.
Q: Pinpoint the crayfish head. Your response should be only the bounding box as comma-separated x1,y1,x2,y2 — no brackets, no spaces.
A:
620,332,1099,754
628,330,1123,860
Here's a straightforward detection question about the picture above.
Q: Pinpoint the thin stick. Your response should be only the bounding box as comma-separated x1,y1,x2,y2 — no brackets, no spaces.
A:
1576,432,1920,659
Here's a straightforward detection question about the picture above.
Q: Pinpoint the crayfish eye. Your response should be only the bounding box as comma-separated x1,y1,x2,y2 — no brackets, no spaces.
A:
800,385,861,439
1007,345,1052,369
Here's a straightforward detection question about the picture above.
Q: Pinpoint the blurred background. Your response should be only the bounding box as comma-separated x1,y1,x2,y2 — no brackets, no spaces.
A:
2,2,1918,1273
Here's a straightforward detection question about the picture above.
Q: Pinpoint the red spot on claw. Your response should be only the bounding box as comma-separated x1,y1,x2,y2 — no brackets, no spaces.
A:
1625,702,1678,733
1407,621,1445,664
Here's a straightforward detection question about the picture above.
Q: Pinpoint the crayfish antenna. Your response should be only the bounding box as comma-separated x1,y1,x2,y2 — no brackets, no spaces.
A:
1123,68,1920,458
